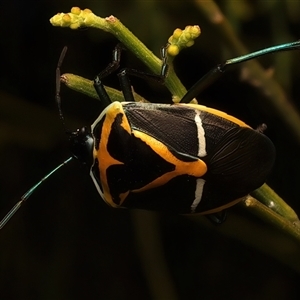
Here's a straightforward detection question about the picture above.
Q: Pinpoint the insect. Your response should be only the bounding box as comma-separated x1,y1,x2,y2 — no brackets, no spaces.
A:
1,40,300,229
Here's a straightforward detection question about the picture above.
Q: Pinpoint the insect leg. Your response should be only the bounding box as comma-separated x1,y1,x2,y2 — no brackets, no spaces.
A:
180,40,300,103
117,44,169,102
56,46,68,128
94,44,169,103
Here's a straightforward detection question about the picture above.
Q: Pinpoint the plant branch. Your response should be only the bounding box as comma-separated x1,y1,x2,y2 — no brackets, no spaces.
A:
50,7,200,100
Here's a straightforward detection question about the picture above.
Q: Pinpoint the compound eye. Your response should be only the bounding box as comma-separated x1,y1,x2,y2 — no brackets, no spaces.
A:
69,127,94,166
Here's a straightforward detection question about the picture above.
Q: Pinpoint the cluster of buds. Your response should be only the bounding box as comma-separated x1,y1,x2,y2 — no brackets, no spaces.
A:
167,26,201,57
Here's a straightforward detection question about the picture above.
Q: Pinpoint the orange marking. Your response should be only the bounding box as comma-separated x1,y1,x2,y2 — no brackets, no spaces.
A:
130,130,207,194
95,102,131,207
96,102,209,207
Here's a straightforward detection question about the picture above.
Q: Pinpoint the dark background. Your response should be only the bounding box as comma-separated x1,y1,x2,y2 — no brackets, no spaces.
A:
1,0,300,299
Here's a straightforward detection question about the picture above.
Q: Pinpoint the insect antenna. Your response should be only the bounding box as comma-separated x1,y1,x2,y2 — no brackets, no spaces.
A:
56,46,69,132
0,157,73,230
0,47,74,230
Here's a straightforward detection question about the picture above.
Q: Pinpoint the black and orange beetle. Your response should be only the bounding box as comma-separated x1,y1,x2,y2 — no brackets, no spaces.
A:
1,40,300,229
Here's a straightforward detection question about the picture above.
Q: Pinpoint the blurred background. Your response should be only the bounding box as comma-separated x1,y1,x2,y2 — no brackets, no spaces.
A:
1,0,300,299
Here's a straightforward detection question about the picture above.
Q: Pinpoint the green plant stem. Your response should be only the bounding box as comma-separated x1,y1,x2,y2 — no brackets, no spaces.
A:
61,73,148,103
241,196,300,242
104,17,187,98
50,8,187,99
252,184,299,222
